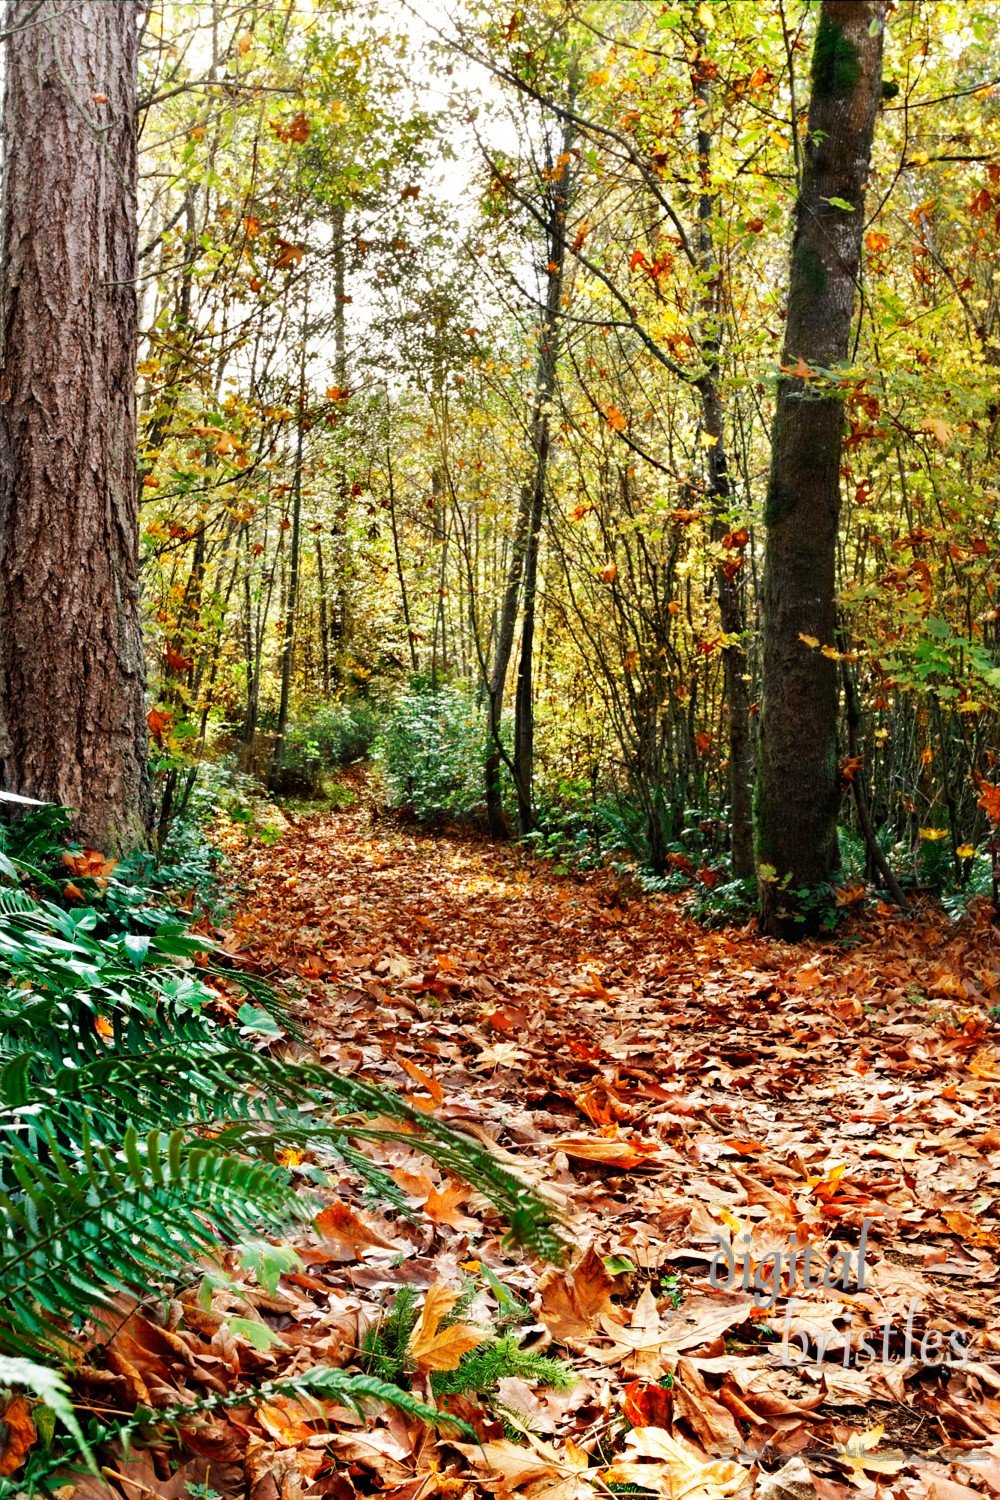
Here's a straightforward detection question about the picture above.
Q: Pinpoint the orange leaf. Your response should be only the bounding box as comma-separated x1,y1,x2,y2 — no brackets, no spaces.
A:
605,405,628,432
147,706,172,746
423,1181,476,1229
274,240,304,269
781,355,814,380
165,646,193,673
397,1055,444,1112
314,1201,398,1258
63,848,116,880
623,1380,673,1429
0,1395,36,1477
550,1134,661,1170
408,1283,487,1372
977,782,1000,827
256,1396,321,1448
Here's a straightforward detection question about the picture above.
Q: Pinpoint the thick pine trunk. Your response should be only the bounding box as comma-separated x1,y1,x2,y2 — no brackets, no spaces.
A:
755,0,885,937
0,1,149,851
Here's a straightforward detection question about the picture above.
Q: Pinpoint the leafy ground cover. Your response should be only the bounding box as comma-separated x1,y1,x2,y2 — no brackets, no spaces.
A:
122,781,998,1500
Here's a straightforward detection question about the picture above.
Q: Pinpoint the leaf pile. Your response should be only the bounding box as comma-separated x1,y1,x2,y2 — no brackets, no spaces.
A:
57,798,1000,1500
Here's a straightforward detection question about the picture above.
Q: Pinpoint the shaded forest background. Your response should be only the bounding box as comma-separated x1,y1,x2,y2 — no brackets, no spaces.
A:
129,0,1000,933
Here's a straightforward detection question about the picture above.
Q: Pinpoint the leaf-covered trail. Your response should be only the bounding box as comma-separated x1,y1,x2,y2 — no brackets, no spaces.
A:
222,799,1000,1497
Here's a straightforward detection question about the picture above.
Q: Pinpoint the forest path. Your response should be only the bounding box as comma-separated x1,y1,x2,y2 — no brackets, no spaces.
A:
223,802,1000,1475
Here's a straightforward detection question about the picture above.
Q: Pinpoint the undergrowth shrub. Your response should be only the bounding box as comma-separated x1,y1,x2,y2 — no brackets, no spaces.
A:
0,806,561,1491
523,779,604,873
378,684,490,826
270,700,379,796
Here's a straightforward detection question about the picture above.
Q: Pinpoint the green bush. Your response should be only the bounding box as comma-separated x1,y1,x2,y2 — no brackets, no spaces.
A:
271,701,378,796
378,686,490,825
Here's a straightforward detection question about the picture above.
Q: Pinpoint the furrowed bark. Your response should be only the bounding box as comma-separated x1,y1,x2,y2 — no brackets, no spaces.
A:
0,1,150,851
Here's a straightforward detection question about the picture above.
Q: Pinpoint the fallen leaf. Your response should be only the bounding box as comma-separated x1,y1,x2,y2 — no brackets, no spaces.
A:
408,1283,487,1372
0,1395,36,1477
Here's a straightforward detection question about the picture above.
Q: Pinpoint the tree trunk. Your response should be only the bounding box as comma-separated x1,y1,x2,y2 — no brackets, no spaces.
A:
489,122,572,839
0,1,149,852
692,45,754,879
512,453,545,836
755,0,886,937
329,200,350,664
270,304,308,787
386,422,418,673
315,534,331,695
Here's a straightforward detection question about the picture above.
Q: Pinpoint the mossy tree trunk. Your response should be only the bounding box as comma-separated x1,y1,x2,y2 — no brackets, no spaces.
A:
0,2,150,852
755,0,886,936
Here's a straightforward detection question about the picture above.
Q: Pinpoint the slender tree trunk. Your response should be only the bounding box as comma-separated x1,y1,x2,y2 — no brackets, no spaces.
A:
0,2,150,851
270,305,308,786
329,201,350,662
755,0,886,937
315,534,331,693
490,122,573,838
386,423,418,673
512,469,544,837
693,45,754,880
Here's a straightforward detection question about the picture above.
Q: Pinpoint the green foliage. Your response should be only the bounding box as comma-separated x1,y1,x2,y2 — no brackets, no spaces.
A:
916,826,957,893
360,1285,421,1383
378,685,490,825
432,1334,574,1400
523,780,605,873
0,810,563,1480
270,701,379,796
682,876,758,929
360,1286,573,1403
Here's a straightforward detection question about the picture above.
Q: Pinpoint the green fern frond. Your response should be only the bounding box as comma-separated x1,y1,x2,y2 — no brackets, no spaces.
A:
0,1124,311,1358
0,810,564,1484
111,1363,473,1456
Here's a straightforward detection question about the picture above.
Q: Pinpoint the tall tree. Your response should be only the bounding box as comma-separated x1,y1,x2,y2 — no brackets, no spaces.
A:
755,0,886,936
485,118,573,839
693,32,754,880
0,1,149,850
